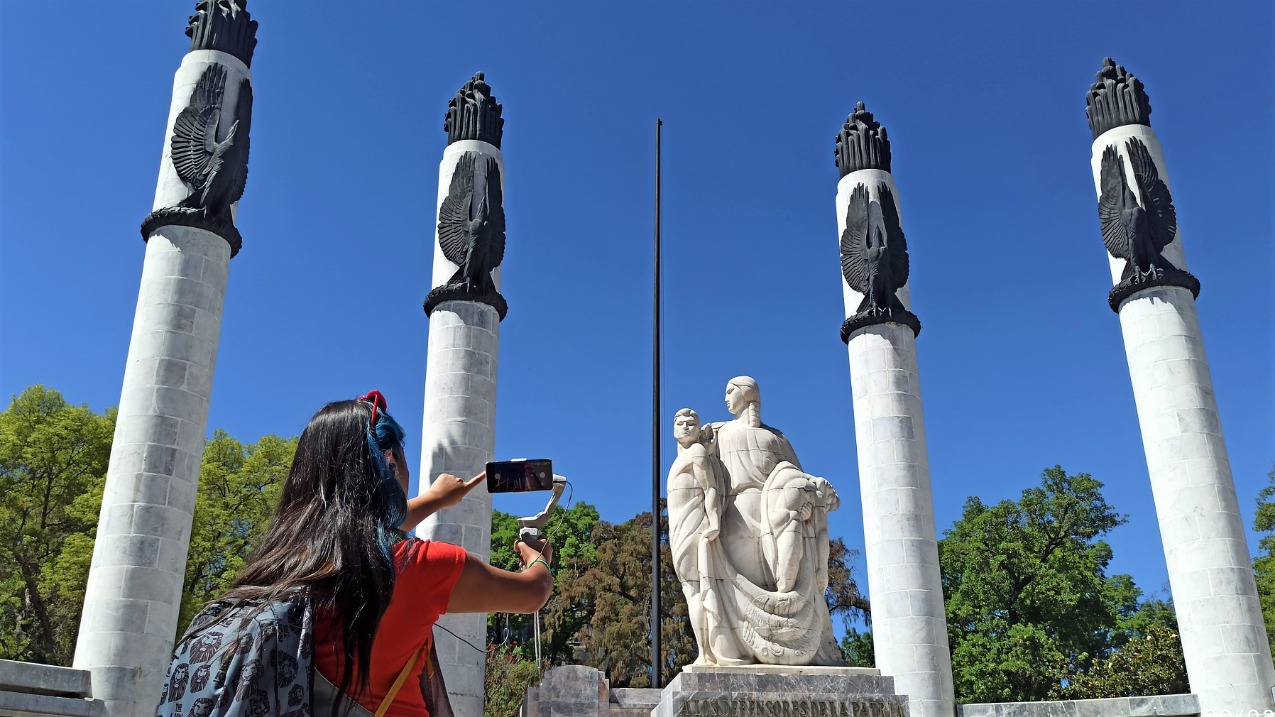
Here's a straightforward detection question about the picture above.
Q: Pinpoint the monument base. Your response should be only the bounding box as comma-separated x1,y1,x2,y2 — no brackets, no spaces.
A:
655,667,909,717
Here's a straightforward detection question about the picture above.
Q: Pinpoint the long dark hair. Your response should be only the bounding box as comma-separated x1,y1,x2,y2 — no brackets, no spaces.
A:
226,399,409,701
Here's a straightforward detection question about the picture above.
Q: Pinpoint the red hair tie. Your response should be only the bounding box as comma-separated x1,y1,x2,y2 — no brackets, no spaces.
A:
357,390,388,426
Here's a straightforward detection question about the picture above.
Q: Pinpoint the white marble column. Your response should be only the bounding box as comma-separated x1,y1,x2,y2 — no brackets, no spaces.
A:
1090,122,1275,713
834,103,954,717
416,126,504,717
74,45,251,717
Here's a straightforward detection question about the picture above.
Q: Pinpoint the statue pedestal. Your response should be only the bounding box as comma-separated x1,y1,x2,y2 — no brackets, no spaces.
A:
655,666,909,717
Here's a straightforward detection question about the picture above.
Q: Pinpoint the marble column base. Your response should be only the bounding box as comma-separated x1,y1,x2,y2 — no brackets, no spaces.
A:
655,668,909,717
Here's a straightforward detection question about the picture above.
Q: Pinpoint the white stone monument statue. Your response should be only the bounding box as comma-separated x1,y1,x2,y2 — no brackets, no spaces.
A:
667,377,844,666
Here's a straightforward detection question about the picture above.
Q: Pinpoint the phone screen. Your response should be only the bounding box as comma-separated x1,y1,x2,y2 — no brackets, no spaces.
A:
486,459,553,493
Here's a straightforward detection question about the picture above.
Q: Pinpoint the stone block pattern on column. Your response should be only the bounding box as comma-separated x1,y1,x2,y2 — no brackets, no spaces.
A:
415,301,499,717
74,227,230,717
847,323,954,717
1117,286,1275,711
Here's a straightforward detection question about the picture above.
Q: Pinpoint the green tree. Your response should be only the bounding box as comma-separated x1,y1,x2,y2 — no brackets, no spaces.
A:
1252,463,1275,652
0,386,114,665
1058,598,1188,698
939,466,1137,703
840,628,874,668
826,537,871,624
488,501,601,664
554,507,691,687
483,644,545,717
178,431,296,629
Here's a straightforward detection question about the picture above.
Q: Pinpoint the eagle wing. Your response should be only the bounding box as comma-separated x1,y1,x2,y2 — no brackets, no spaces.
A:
482,156,506,270
227,78,252,205
877,183,909,287
1097,144,1129,260
1125,137,1177,252
840,183,871,293
171,64,228,188
437,152,477,266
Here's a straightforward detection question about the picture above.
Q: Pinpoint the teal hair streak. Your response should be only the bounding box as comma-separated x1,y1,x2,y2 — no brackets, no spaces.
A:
365,411,409,557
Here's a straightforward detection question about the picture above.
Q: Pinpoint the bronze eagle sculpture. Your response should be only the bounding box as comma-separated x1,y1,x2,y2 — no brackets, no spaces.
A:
437,152,505,295
171,64,252,222
1098,137,1178,282
841,182,909,316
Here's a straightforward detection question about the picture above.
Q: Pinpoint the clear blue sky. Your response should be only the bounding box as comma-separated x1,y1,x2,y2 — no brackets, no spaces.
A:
2,2,1271,619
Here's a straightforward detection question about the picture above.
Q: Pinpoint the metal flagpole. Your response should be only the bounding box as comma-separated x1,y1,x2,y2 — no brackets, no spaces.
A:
651,117,663,689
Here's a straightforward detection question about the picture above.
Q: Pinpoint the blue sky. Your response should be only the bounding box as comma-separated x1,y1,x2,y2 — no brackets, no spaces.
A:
2,2,1271,619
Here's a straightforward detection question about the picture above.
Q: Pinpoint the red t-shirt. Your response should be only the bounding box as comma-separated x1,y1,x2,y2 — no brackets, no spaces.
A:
314,539,467,717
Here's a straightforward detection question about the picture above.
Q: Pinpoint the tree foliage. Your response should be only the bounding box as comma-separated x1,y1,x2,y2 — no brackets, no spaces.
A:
840,628,874,668
0,385,295,661
1252,463,1275,652
939,466,1138,703
483,644,545,717
179,430,296,629
1057,599,1187,699
555,506,692,687
826,537,871,622
0,386,114,665
488,501,601,663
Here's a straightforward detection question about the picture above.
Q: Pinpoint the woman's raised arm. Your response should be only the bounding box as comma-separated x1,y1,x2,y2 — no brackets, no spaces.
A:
401,472,486,532
446,538,553,615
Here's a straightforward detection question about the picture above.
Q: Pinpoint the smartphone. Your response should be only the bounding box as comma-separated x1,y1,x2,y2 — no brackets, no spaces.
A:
486,459,554,493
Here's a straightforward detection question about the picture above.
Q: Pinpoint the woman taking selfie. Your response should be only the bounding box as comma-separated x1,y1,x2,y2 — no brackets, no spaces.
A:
156,392,552,717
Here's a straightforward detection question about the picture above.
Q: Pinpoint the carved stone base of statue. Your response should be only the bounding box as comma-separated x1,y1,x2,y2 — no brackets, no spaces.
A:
654,668,909,717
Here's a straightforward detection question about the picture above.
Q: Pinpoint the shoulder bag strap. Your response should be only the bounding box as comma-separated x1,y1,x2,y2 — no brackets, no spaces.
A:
373,646,423,717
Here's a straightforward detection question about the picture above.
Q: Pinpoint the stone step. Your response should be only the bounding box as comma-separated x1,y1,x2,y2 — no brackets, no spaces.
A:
0,663,90,699
610,687,662,717
0,691,105,717
956,693,1200,717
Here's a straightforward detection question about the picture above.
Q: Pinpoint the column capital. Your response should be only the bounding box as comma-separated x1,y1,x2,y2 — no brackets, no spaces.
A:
835,102,891,177
1085,57,1151,140
445,72,504,149
185,0,258,69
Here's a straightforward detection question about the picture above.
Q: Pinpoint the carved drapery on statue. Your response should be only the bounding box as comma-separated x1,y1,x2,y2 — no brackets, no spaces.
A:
1085,57,1150,140
839,182,919,340
445,72,504,148
425,152,508,318
666,380,845,667
186,0,258,67
141,62,253,255
1097,136,1199,311
835,102,891,177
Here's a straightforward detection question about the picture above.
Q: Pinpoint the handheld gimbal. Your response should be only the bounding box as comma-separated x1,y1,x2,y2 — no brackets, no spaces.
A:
516,474,567,543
